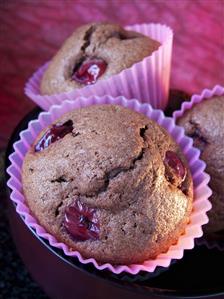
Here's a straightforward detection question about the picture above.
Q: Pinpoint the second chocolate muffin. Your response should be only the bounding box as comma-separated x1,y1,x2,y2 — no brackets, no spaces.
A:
40,22,160,95
177,95,224,238
22,105,193,264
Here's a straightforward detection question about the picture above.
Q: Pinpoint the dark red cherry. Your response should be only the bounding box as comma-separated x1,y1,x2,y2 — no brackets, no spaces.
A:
72,58,107,85
164,150,186,180
64,200,99,241
35,120,73,152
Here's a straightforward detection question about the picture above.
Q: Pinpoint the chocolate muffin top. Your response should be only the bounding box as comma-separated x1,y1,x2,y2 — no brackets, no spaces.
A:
40,22,160,95
177,95,224,236
22,104,193,264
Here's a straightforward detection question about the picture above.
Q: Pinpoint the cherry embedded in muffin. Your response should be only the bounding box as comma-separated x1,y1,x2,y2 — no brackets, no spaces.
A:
35,120,73,152
164,150,186,181
64,199,100,241
71,58,107,85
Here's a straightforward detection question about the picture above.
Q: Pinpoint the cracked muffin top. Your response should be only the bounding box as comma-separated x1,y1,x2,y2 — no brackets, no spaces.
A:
177,95,224,237
40,22,160,95
22,104,193,264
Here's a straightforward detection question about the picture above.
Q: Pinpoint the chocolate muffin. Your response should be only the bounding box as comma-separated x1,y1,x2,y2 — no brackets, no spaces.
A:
22,104,193,264
177,95,224,237
40,23,160,95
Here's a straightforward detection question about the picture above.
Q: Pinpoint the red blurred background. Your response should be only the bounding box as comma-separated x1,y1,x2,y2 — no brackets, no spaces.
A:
0,0,224,149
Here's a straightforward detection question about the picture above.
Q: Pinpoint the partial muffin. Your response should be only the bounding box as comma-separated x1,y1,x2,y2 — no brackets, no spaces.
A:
22,104,193,264
177,95,224,237
40,22,160,95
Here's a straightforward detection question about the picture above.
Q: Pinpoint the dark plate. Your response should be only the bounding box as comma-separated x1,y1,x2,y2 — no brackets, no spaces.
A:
5,105,224,299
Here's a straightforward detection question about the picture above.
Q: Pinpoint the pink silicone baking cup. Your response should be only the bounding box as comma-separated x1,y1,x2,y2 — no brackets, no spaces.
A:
7,95,211,275
173,84,224,250
25,23,173,111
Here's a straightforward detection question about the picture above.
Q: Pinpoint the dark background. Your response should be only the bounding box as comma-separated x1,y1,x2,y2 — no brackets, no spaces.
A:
0,1,224,298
